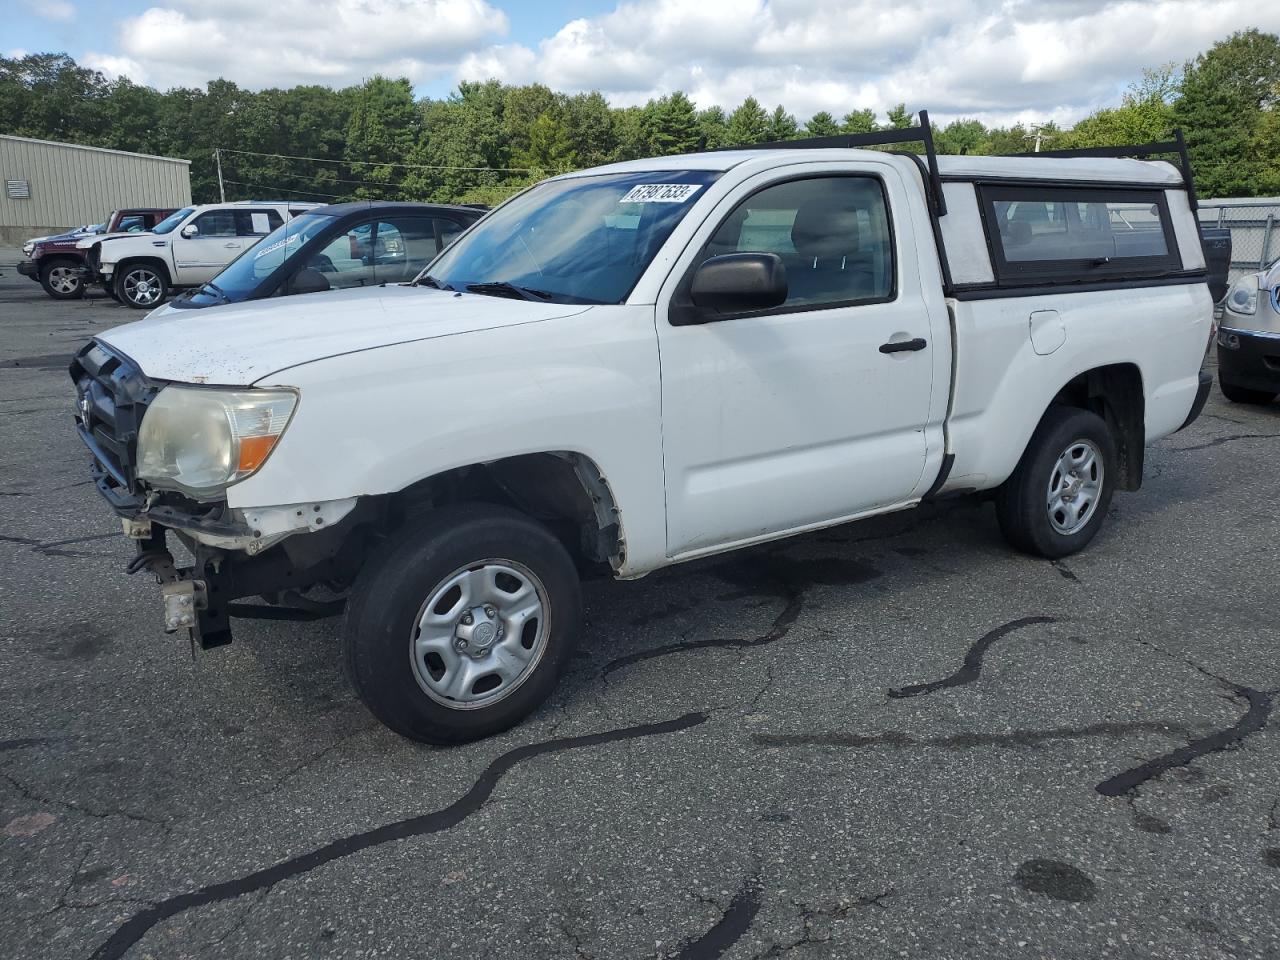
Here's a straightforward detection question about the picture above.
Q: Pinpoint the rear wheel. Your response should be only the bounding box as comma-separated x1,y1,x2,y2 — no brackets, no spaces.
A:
1218,375,1275,405
343,503,581,744
115,263,168,309
996,406,1116,558
39,260,84,300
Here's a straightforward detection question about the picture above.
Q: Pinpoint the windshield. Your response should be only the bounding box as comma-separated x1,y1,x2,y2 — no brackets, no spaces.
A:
187,212,337,303
153,207,195,235
422,170,721,304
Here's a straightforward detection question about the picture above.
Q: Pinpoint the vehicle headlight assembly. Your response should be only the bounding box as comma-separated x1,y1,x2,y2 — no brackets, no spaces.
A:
1225,277,1258,315
137,387,298,498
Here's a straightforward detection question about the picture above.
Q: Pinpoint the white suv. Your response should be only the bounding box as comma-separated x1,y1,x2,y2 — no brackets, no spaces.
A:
78,201,320,308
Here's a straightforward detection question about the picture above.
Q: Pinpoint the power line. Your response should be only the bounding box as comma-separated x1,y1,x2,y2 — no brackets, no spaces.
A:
217,146,541,174
222,179,354,200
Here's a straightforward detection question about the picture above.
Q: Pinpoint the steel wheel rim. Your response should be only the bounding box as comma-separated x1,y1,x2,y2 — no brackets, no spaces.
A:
409,559,550,710
1046,437,1104,535
48,266,80,294
123,268,161,305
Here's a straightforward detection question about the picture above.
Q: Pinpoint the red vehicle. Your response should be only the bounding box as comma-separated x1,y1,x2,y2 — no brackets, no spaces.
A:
18,207,176,300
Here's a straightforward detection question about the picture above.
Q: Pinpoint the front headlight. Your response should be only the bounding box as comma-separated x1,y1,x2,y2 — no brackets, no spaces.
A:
22,242,34,256
137,386,298,498
1225,276,1258,315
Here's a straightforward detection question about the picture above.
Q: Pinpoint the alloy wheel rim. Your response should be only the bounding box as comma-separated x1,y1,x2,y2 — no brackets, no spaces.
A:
123,269,161,305
49,266,80,294
1046,438,1103,535
409,559,550,710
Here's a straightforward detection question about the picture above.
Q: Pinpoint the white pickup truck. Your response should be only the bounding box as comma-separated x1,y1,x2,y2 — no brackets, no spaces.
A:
77,201,319,308
72,119,1217,743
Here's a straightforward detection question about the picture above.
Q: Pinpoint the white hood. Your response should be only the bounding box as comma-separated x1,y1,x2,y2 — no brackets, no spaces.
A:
98,284,592,385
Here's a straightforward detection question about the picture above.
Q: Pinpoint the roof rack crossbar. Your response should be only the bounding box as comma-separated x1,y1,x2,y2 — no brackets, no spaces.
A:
725,110,947,216
1013,130,1198,211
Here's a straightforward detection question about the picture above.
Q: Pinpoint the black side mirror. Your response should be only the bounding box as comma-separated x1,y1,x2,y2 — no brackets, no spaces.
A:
291,268,331,295
687,253,787,319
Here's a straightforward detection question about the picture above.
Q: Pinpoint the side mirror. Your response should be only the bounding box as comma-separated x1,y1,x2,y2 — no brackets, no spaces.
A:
688,252,787,317
291,267,331,295
180,224,198,239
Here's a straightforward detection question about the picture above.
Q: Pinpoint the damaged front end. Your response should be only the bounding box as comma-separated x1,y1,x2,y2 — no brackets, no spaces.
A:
70,340,371,648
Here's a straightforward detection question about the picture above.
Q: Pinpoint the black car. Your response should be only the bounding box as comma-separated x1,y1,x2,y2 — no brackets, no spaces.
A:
167,201,485,311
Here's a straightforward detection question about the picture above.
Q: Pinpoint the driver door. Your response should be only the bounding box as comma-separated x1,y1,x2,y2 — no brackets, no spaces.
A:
172,209,242,285
655,163,948,558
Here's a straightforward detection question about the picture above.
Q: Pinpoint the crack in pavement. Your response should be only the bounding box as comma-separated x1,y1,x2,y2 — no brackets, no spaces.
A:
0,736,59,752
753,720,1202,752
1169,433,1280,453
888,617,1057,698
602,555,880,678
87,711,708,960
1051,560,1079,582
1096,685,1273,797
677,876,762,960
0,531,119,560
0,771,171,834
755,889,895,958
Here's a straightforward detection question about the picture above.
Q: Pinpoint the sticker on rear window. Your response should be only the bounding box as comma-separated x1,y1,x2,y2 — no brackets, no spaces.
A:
619,183,702,204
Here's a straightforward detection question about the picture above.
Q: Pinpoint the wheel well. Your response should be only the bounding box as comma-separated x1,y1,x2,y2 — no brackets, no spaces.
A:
387,453,624,574
39,255,79,270
115,257,171,284
1050,363,1145,490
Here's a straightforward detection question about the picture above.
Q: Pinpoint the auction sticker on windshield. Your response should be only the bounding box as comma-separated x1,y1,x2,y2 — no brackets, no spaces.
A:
619,184,703,203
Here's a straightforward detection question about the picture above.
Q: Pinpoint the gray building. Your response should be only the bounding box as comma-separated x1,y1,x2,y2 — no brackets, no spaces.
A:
0,135,191,245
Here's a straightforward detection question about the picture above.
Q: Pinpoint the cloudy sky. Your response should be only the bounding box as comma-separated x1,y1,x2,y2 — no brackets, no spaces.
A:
6,0,1277,127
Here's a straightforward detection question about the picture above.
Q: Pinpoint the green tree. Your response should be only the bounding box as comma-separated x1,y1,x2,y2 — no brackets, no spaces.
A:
840,108,877,133
725,96,771,145
803,110,840,137
344,75,418,198
1060,66,1178,149
1174,29,1280,196
935,118,987,154
647,91,701,154
697,105,728,150
767,104,798,141
885,103,913,129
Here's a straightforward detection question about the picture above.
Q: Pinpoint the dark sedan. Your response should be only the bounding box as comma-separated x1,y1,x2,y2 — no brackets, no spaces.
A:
163,201,485,312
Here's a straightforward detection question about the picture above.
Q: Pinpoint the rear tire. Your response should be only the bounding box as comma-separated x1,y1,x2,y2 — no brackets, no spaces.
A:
343,503,582,744
1218,376,1275,406
39,260,84,300
115,263,168,309
996,406,1116,559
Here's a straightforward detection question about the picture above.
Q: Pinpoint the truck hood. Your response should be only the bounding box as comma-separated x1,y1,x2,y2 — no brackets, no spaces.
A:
77,232,155,251
97,284,592,385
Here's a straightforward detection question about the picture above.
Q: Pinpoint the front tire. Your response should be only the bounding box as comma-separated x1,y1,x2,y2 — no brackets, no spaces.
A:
115,263,169,309
996,406,1116,559
343,503,582,744
39,260,84,300
1218,376,1275,405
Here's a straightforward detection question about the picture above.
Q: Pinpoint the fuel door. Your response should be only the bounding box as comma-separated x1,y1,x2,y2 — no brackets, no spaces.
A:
1029,309,1066,356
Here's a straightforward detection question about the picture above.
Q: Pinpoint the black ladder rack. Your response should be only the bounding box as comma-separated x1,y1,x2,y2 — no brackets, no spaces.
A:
724,109,947,217
1013,129,1199,211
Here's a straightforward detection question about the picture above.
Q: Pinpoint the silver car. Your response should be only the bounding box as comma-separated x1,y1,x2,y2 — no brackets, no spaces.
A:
1218,259,1280,405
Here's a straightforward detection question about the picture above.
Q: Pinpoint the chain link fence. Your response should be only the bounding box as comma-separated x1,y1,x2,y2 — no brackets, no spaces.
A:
1198,198,1280,284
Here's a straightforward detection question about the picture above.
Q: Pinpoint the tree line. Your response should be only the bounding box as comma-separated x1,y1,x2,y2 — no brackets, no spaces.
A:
1,29,1276,207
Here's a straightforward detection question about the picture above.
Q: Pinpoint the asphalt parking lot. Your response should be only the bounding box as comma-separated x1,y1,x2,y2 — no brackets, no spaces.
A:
2,253,1279,960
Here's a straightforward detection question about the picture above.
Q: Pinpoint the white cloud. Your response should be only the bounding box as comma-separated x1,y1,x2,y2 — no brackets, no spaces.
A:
106,0,509,90
82,53,147,84
23,0,74,22
455,0,1280,126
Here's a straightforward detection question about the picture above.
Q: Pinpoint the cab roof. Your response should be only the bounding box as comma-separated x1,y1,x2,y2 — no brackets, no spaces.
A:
559,149,1184,187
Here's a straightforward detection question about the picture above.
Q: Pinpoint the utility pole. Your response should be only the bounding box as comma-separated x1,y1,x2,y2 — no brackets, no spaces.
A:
1026,123,1052,153
213,148,226,203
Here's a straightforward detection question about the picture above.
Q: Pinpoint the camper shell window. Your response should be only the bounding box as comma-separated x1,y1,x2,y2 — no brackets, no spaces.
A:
979,184,1183,285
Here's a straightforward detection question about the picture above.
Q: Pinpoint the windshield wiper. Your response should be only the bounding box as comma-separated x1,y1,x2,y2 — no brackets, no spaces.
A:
196,280,229,303
465,281,553,302
413,274,453,290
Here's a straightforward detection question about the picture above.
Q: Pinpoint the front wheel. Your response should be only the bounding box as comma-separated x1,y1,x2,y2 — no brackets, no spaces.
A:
39,260,84,299
343,503,582,744
1218,375,1275,406
115,263,168,309
996,406,1116,558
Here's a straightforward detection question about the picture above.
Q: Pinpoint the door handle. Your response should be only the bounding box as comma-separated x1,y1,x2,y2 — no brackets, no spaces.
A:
223,242,241,248
879,337,927,354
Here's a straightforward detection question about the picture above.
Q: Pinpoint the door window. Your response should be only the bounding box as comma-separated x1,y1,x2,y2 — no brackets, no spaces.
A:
438,218,466,249
191,210,238,237
236,209,283,237
697,176,895,311
290,231,376,293
117,215,147,232
372,218,441,283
